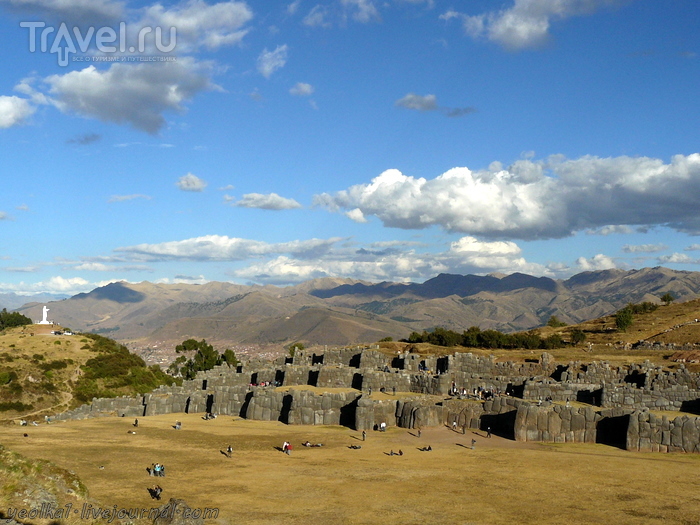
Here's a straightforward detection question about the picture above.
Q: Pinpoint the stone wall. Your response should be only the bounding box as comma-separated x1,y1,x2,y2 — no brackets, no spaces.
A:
360,370,412,393
627,410,700,453
395,397,444,429
443,399,485,430
514,404,599,444
48,346,700,455
52,395,145,421
523,379,601,404
244,388,362,426
355,397,397,431
602,383,700,411
316,366,356,389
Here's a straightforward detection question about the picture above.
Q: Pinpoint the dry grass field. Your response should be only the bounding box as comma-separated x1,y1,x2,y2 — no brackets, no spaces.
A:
2,413,700,525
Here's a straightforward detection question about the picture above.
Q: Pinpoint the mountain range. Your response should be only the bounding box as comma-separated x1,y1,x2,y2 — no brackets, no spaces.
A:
12,267,700,349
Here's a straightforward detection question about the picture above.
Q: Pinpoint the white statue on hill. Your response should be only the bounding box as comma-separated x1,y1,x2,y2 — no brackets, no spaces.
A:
37,305,51,325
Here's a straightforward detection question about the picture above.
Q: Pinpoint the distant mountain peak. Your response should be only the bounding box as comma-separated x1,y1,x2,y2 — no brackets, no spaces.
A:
73,281,146,304
13,267,700,348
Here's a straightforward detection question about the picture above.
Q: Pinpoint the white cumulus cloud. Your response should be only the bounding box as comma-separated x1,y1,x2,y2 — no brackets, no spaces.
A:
140,0,253,51
257,45,288,78
658,253,696,264
229,234,551,285
45,59,215,134
0,0,125,25
315,153,700,240
0,276,94,295
587,225,634,236
445,0,631,50
233,193,302,210
341,0,380,23
290,82,314,96
622,244,667,254
395,93,437,111
115,235,342,261
176,173,207,192
108,194,151,202
303,4,330,27
346,208,367,223
0,95,35,128
576,254,617,271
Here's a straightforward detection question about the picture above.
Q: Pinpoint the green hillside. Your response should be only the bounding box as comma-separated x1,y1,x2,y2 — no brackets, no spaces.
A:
0,325,179,422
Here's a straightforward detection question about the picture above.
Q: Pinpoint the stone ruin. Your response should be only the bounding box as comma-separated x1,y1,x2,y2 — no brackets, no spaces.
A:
51,346,700,453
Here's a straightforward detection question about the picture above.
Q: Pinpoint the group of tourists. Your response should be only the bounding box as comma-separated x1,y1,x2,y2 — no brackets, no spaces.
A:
248,380,281,387
447,383,500,400
282,441,293,455
148,463,166,477
449,384,469,397
148,485,163,500
475,387,499,400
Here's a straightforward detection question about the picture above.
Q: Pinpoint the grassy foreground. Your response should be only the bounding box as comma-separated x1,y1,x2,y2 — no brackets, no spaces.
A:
1,413,700,525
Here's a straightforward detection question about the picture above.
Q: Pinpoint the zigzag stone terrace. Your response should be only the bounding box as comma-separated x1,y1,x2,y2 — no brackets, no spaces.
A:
53,347,700,453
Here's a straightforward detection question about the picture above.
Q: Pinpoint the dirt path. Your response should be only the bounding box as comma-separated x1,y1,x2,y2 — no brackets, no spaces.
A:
0,365,81,423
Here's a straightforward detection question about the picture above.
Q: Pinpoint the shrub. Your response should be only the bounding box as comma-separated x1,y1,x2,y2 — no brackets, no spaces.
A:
0,371,17,385
74,334,180,399
615,307,634,332
38,360,68,371
629,302,658,314
287,342,304,358
171,339,237,379
661,292,675,306
547,316,567,328
570,328,587,345
0,401,33,412
0,309,32,330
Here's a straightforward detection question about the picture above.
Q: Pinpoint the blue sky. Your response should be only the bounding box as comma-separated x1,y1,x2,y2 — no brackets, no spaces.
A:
0,0,699,296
